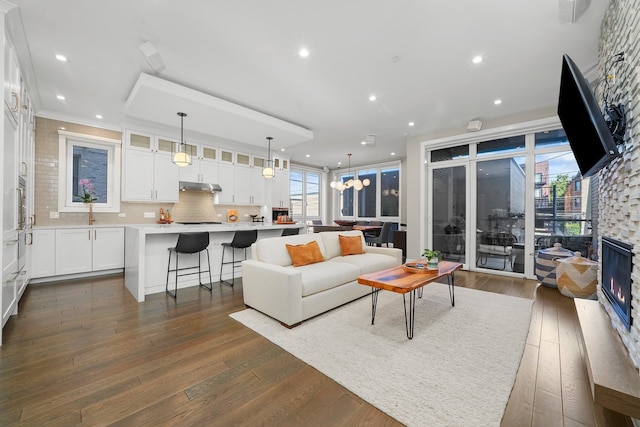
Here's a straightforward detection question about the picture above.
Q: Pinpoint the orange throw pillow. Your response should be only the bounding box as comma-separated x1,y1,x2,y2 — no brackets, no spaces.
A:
339,234,364,256
286,241,325,267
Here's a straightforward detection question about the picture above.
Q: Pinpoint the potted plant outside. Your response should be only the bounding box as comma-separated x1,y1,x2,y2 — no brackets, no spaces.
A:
422,249,441,269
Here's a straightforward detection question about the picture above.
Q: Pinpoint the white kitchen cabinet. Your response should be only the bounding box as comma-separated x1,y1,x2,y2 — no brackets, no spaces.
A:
216,162,236,204
2,238,17,328
272,169,290,208
55,228,93,275
122,130,179,202
215,159,265,205
3,38,20,126
179,144,219,184
54,227,124,276
92,228,125,270
30,229,55,279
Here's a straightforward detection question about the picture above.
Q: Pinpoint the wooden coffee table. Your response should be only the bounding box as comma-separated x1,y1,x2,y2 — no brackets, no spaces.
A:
357,260,463,339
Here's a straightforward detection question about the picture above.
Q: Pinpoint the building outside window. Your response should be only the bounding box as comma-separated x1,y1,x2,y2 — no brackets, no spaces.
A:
337,163,400,220
290,168,321,224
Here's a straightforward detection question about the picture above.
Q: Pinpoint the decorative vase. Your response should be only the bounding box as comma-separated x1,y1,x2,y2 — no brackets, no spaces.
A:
427,258,439,269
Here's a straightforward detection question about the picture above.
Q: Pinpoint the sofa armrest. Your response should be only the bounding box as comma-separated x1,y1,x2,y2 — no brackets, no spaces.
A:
241,259,304,326
364,246,403,265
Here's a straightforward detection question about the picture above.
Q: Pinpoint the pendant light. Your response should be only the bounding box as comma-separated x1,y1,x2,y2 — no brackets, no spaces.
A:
262,136,275,179
330,153,370,192
172,112,191,167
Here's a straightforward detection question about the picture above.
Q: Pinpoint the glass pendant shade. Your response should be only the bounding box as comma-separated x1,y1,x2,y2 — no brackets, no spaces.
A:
173,151,190,167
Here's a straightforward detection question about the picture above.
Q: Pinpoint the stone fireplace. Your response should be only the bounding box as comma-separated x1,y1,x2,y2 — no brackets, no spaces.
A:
598,0,640,369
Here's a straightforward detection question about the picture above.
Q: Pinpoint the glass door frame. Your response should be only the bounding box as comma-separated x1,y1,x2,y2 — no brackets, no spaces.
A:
422,118,562,279
426,158,471,269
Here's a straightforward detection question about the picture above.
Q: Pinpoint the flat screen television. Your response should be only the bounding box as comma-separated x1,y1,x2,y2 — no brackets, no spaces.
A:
557,54,620,177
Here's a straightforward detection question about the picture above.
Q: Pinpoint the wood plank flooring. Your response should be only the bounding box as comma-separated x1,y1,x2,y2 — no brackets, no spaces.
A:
0,271,616,426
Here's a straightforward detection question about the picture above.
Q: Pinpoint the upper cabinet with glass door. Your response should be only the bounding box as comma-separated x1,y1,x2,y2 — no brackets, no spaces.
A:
178,143,219,184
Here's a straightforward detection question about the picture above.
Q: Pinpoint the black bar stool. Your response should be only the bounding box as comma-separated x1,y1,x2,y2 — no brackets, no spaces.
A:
165,232,212,298
220,229,257,287
281,228,300,236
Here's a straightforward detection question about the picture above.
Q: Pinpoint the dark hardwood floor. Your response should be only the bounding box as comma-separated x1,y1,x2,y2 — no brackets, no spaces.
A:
0,271,612,426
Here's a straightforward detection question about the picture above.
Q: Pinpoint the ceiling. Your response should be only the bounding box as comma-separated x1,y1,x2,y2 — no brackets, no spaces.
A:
7,0,609,169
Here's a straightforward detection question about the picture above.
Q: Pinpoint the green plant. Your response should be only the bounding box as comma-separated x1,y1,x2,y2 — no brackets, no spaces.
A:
421,249,440,260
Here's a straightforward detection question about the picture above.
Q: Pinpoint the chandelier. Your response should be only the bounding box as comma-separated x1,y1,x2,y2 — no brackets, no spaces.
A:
330,153,370,192
262,136,275,179
172,112,192,167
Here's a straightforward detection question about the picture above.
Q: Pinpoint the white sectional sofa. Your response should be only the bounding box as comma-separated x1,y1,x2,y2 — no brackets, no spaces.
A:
241,230,402,327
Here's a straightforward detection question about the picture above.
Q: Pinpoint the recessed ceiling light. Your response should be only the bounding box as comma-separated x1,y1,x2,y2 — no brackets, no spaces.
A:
55,54,67,62
361,141,366,145
56,95,65,100
95,114,103,119
305,154,310,158
280,148,285,152
408,122,415,127
494,99,502,105
299,48,309,58
338,162,342,166
369,95,377,101
472,55,483,64
391,152,396,156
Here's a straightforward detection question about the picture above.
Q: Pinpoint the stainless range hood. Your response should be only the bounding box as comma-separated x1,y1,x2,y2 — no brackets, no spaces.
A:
179,181,222,193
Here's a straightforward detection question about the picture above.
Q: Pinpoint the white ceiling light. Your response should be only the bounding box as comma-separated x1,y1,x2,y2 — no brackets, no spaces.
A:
95,114,102,119
55,54,67,62
494,99,502,105
56,95,65,100
299,47,309,58
369,95,377,101
472,55,483,64
408,122,415,127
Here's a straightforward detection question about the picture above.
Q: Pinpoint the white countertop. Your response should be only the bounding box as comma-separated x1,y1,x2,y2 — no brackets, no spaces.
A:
34,222,304,232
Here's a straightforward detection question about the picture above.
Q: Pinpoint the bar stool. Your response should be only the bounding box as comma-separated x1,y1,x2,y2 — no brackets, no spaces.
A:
220,229,257,287
281,228,299,236
166,232,212,298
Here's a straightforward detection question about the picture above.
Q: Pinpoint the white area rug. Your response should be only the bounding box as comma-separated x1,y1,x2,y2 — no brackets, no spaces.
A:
230,283,533,426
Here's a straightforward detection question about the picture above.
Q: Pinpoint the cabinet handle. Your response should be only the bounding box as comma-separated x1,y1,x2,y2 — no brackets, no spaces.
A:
94,230,97,239
27,232,33,245
20,161,27,176
155,190,158,199
11,92,19,112
88,230,91,240
31,214,36,227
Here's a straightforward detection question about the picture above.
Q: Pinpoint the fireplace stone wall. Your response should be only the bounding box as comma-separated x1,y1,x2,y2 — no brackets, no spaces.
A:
598,0,640,368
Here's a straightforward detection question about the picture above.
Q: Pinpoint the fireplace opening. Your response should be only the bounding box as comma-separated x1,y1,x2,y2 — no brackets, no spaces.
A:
602,236,633,330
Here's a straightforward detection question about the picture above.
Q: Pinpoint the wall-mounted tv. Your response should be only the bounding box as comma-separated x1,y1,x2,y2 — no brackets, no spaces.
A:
557,54,620,178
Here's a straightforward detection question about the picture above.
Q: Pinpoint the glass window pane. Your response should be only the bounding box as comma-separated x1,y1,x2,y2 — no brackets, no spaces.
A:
430,145,469,162
477,135,525,156
72,145,108,203
476,156,526,272
305,173,320,217
534,151,591,251
340,173,354,217
381,168,399,217
535,128,569,148
290,170,303,217
357,169,377,217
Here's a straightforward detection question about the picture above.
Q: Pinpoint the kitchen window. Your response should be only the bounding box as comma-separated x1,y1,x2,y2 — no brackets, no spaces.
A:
58,131,121,212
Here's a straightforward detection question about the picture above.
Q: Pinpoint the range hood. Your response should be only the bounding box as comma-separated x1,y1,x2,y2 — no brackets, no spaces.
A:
179,181,222,193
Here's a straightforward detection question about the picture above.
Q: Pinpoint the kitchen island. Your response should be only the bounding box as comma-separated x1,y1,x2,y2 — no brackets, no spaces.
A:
125,223,304,301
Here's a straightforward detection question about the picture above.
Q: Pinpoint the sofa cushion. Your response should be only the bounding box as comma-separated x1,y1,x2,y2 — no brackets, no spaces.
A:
291,261,361,297
329,252,399,275
286,241,325,267
339,234,365,256
255,234,326,266
320,230,366,259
